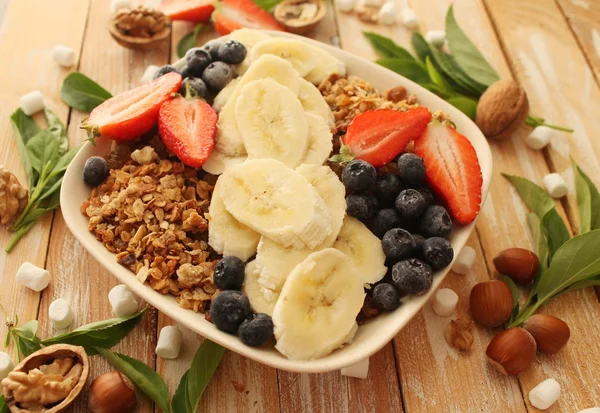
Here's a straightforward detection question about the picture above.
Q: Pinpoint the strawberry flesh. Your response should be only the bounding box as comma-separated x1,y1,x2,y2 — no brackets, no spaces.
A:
414,122,482,224
213,0,285,35
158,96,217,168
342,108,432,167
160,0,214,22
84,72,182,141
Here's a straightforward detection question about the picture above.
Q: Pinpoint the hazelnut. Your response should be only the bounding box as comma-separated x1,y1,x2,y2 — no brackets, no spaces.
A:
493,248,539,285
486,328,537,375
469,280,514,327
446,317,474,351
475,79,529,140
523,314,570,354
89,371,137,413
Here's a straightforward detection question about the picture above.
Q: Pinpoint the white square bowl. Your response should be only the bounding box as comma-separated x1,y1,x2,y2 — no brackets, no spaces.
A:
60,31,492,373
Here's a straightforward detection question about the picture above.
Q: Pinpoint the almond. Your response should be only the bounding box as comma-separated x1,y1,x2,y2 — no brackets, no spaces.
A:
493,248,539,285
475,80,529,140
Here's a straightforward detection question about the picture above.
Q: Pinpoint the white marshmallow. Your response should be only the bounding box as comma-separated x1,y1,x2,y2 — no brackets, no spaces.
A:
425,30,446,48
337,0,357,12
0,352,15,380
340,357,369,379
452,246,476,275
578,409,600,413
111,0,132,13
543,173,568,198
529,378,561,410
526,126,553,150
400,8,419,29
156,326,183,359
141,65,160,84
108,285,139,317
432,288,458,317
16,262,49,292
19,91,45,116
52,45,76,67
49,298,74,329
378,2,396,25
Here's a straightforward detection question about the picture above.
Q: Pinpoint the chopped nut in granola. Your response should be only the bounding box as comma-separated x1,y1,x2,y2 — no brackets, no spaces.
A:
131,146,159,165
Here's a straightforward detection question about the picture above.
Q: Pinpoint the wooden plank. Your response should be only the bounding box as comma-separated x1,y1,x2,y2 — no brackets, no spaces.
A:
0,0,89,363
555,0,600,84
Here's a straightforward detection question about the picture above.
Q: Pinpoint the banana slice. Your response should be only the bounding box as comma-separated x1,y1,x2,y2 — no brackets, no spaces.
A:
297,78,335,129
243,260,276,316
202,148,247,175
333,216,387,285
235,79,308,168
302,113,334,165
208,179,260,261
273,248,365,360
213,77,240,112
250,38,318,77
304,47,346,85
219,159,332,249
228,29,271,75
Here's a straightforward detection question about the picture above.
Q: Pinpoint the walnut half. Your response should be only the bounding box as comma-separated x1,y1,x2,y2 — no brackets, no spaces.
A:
1,344,89,413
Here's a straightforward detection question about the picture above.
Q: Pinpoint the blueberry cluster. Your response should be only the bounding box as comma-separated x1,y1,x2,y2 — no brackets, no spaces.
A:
210,256,274,347
153,40,247,99
341,154,455,313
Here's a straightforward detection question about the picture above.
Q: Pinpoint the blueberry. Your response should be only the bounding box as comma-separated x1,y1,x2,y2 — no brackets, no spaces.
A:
238,313,274,346
391,258,433,295
421,205,452,238
202,40,224,60
422,237,454,270
417,186,435,206
202,61,234,92
372,208,401,238
185,47,212,76
153,65,180,80
395,189,428,219
214,256,245,290
397,153,426,187
210,290,252,334
372,283,400,311
180,66,194,79
412,234,426,256
382,228,416,263
374,174,403,203
346,194,378,221
83,156,109,186
218,40,247,64
342,159,377,193
179,77,208,99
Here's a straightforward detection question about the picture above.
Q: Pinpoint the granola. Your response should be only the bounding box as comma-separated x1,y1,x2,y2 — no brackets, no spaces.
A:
81,149,218,312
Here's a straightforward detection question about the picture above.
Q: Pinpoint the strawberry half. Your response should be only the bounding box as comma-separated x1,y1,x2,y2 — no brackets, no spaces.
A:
414,122,483,224
342,108,432,167
83,72,182,141
160,0,214,22
158,95,217,168
212,0,285,36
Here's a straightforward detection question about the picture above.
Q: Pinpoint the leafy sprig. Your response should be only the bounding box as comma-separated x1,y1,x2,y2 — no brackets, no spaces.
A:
60,72,112,113
177,24,204,58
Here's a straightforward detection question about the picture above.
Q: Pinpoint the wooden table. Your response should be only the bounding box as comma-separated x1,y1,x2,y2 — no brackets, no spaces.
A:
1,0,600,411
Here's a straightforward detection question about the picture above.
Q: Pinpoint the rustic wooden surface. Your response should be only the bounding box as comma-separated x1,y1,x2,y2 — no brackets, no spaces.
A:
0,0,599,412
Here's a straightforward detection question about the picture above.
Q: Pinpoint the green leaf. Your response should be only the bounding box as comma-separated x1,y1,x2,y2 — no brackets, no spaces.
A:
575,164,600,230
0,394,8,413
364,32,416,60
555,276,600,298
26,131,60,177
527,212,549,272
500,275,520,323
535,229,600,302
420,83,451,99
95,347,171,413
41,308,146,356
430,48,486,96
445,5,500,87
425,57,453,94
44,109,69,156
252,0,284,10
446,96,478,120
60,72,112,113
172,372,192,413
376,58,430,84
573,161,592,234
10,109,39,189
9,320,42,361
177,24,204,58
411,32,432,63
186,340,225,412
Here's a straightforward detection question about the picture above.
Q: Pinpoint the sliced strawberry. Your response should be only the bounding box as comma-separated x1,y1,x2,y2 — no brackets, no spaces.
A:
158,96,217,168
212,0,285,35
342,108,432,167
160,0,214,22
83,72,182,141
414,122,483,224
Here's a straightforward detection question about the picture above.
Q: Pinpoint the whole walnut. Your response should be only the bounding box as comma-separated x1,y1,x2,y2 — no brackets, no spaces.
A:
0,168,28,225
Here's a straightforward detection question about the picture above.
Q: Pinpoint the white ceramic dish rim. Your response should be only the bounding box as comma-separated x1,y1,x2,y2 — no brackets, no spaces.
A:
61,31,493,373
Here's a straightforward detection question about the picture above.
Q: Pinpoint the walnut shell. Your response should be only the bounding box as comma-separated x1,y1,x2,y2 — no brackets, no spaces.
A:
4,344,89,413
109,6,171,50
475,79,529,140
274,0,326,34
